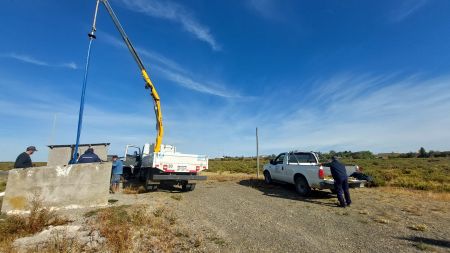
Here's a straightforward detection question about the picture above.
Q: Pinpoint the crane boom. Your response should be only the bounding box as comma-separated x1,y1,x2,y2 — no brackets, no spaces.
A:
98,0,164,153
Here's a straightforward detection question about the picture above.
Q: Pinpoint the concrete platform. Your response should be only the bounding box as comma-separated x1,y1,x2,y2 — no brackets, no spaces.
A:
1,162,112,214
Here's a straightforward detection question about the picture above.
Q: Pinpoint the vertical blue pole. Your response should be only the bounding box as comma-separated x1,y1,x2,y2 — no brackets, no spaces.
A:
71,39,94,164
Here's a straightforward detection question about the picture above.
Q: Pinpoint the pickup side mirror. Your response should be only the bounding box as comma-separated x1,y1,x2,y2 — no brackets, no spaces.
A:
269,159,274,165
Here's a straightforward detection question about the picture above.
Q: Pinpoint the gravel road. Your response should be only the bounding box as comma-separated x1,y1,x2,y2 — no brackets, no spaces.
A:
157,178,449,253
3,173,449,252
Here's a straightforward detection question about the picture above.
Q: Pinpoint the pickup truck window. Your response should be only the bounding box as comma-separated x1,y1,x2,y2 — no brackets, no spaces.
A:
289,152,317,163
274,154,285,165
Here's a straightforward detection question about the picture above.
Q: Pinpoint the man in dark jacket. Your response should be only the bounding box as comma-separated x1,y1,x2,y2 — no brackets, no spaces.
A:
14,146,37,168
330,156,352,207
77,148,101,163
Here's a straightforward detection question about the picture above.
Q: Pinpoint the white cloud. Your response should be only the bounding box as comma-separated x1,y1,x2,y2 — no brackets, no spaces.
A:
99,32,241,98
1,53,78,70
390,0,428,22
1,72,449,162
118,0,220,51
259,73,450,154
154,66,241,98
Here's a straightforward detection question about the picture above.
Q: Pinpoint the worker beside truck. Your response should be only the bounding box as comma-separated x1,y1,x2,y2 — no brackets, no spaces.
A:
111,155,123,193
329,156,352,208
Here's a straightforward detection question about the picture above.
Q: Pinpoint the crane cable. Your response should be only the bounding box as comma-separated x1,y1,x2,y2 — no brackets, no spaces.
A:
71,0,100,164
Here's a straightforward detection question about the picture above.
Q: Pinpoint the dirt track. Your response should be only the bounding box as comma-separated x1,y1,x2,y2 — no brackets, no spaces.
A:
151,178,450,253
3,174,449,252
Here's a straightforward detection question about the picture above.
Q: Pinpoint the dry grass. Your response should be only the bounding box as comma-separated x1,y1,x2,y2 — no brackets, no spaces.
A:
26,233,82,253
122,185,146,194
0,196,70,251
373,217,389,224
358,210,369,215
379,187,450,202
0,162,47,171
409,224,428,232
414,242,433,251
0,180,6,192
88,204,203,252
170,195,182,201
209,157,450,192
203,171,256,182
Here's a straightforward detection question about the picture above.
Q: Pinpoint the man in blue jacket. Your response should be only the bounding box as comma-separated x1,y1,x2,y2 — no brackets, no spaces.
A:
77,148,101,163
111,155,123,193
330,156,352,207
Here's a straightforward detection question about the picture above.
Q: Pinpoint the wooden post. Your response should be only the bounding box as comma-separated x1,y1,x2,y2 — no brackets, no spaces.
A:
256,127,259,178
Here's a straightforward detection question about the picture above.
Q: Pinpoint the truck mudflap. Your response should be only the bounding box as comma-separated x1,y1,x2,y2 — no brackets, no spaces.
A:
151,174,207,181
319,179,367,189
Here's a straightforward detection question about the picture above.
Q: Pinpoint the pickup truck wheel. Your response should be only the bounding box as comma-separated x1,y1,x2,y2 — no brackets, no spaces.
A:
264,171,272,184
182,183,196,192
295,176,311,196
145,184,158,191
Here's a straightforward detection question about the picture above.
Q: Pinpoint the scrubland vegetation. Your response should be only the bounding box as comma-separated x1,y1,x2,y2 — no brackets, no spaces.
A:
209,148,450,192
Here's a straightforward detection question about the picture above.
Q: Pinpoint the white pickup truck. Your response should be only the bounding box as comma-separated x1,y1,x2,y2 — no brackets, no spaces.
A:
263,151,366,196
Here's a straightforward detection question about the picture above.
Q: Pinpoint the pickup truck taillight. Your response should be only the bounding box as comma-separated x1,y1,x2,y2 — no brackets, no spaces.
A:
318,165,325,179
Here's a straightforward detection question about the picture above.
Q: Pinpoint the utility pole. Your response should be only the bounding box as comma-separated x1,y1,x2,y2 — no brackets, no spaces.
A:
256,127,259,178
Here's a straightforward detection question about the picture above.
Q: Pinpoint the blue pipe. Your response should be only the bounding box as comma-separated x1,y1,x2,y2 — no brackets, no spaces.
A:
71,39,94,164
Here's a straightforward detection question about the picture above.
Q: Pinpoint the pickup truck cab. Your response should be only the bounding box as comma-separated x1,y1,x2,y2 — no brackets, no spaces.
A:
263,151,366,196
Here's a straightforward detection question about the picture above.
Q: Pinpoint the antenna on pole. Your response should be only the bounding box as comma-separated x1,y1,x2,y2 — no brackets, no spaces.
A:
49,113,58,145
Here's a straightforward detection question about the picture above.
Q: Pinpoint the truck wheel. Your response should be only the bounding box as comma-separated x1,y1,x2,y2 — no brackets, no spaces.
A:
295,176,311,196
145,184,158,191
182,183,196,192
264,171,272,184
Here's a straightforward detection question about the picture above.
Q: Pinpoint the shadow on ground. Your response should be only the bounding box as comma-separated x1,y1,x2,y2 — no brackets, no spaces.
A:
238,179,338,207
397,236,450,248
122,179,185,193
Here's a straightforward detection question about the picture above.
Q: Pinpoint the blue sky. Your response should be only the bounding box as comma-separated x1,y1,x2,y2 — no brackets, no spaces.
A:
1,0,450,161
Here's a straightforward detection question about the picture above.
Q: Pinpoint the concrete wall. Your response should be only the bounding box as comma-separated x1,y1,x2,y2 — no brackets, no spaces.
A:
1,162,112,214
47,144,109,166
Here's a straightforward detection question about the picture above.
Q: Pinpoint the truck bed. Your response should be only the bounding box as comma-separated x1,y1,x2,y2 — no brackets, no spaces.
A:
142,152,208,173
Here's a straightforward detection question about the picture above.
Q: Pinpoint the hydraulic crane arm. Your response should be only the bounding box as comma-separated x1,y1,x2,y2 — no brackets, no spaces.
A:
96,0,164,153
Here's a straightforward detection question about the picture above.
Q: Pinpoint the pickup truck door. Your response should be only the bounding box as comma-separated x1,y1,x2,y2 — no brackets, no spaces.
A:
283,152,320,184
271,153,286,181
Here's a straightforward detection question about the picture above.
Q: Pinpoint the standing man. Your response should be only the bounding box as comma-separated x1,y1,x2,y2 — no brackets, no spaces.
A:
111,155,123,193
330,156,352,208
77,148,101,163
14,146,37,168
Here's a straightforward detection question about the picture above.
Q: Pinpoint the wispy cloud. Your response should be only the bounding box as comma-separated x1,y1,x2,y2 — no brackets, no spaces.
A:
247,0,278,19
259,73,450,153
0,53,78,69
154,66,241,98
99,32,241,98
118,0,220,51
390,0,428,22
1,72,450,161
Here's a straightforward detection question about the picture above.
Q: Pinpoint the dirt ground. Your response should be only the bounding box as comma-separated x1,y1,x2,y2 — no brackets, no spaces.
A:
2,173,449,252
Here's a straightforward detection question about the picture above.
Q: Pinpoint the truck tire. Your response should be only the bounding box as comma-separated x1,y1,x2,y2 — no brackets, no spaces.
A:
182,183,196,192
145,184,158,191
264,171,272,184
295,176,311,196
